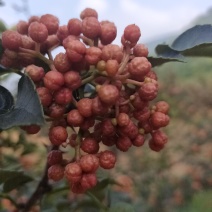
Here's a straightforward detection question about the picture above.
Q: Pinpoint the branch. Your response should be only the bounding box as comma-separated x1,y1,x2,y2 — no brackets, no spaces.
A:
19,162,51,212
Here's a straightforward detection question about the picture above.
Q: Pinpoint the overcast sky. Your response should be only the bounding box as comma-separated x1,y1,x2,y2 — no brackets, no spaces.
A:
0,0,212,43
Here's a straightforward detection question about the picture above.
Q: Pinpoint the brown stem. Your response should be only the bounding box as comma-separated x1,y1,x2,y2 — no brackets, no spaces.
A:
81,70,98,85
19,47,53,67
79,35,94,46
124,78,142,87
117,46,131,74
74,129,83,161
20,158,52,211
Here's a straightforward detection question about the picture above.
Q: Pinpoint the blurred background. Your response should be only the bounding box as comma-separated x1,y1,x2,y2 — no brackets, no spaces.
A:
1,0,212,211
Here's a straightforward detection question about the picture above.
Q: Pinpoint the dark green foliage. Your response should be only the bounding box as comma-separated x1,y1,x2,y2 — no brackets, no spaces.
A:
0,74,45,130
0,170,33,192
0,85,14,114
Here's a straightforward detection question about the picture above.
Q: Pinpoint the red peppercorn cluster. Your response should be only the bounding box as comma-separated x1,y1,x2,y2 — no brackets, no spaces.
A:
1,8,170,193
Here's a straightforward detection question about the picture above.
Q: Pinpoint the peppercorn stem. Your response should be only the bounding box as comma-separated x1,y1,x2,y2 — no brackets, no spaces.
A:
75,128,83,161
124,78,142,87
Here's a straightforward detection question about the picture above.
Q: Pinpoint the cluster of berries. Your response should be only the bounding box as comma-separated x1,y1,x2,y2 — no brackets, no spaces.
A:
1,8,170,193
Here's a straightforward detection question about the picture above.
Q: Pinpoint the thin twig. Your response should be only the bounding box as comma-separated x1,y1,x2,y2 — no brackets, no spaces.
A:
20,161,51,211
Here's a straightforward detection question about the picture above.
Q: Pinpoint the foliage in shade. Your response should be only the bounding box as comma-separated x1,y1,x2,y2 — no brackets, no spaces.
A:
0,85,14,114
0,74,45,130
0,169,33,192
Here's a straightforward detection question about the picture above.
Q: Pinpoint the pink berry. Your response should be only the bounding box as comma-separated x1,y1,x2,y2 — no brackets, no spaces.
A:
97,84,119,105
2,30,22,51
28,22,48,43
67,18,82,36
40,14,59,35
43,70,64,91
99,150,116,169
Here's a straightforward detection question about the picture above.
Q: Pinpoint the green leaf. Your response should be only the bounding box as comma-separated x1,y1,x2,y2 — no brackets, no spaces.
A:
0,74,45,130
0,170,21,184
0,85,14,114
109,202,135,212
3,175,33,192
0,169,33,192
155,25,212,58
148,56,184,66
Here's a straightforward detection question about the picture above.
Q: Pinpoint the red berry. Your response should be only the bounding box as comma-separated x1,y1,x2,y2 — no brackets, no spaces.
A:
50,118,67,129
81,173,97,190
150,111,170,129
57,25,69,42
40,14,59,35
65,162,82,183
97,84,119,105
2,30,22,51
21,35,35,50
82,17,101,39
67,18,82,36
53,52,71,73
81,137,99,154
101,119,116,137
116,136,132,152
124,24,141,44
132,134,145,147
43,70,64,91
99,150,116,169
128,57,151,79
41,35,59,52
80,117,95,131
100,21,117,45
79,154,99,173
131,93,149,110
67,109,84,127
85,47,102,65
36,87,52,107
25,65,45,82
64,71,81,90
101,135,117,146
149,139,164,152
101,44,123,63
118,120,138,140
77,98,93,117
53,87,72,105
48,103,66,118
66,40,86,62
105,59,119,77
49,126,68,146
92,96,109,116
62,35,79,49
28,16,40,24
117,113,130,127
28,22,48,43
16,20,29,35
138,81,158,101
47,150,63,166
133,107,151,123
151,130,168,146
133,44,149,57
155,101,170,114
80,8,98,20
20,125,41,134
48,164,64,181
